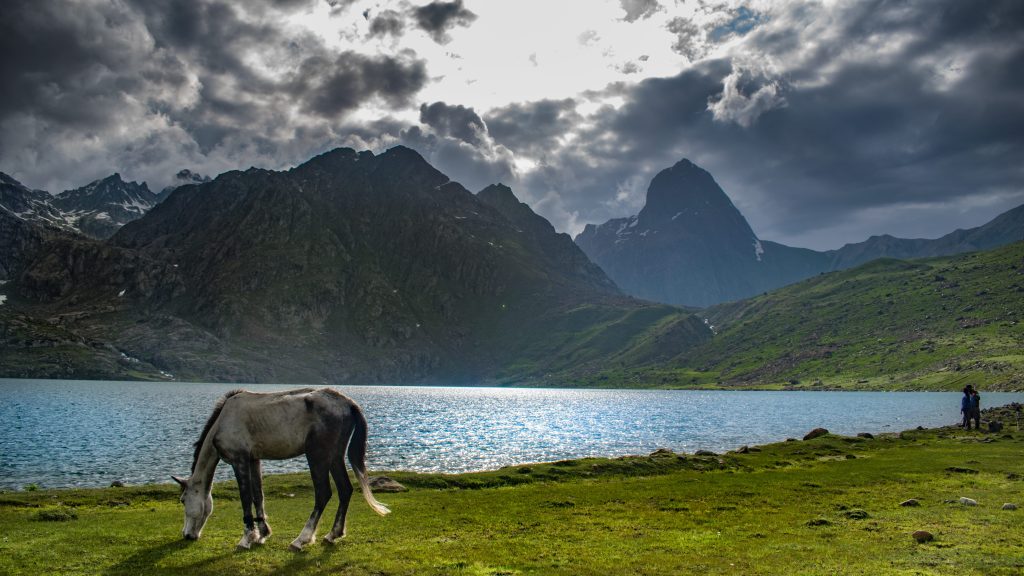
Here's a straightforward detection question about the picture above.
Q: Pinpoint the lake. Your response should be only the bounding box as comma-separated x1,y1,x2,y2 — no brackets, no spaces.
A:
1,379,1020,490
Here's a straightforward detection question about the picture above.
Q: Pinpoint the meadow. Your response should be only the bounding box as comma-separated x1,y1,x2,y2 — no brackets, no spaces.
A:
1,407,1022,575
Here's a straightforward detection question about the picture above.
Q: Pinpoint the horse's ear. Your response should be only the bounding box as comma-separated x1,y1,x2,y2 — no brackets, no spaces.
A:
172,475,188,488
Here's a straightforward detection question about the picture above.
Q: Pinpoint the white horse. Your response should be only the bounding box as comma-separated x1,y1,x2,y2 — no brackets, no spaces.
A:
172,388,390,550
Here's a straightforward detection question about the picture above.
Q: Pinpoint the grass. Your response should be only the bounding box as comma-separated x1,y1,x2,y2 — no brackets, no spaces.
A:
3,407,1024,575
573,242,1024,391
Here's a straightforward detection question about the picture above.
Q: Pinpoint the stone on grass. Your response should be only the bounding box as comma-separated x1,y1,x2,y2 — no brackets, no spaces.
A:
1002,503,1017,511
368,476,407,493
944,466,979,474
912,530,934,543
695,450,717,456
110,480,125,488
736,445,750,454
650,448,674,457
899,499,921,507
959,497,978,506
803,428,829,441
857,432,874,439
988,421,1003,433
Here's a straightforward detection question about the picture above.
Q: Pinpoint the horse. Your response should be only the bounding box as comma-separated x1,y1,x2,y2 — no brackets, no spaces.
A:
172,387,390,550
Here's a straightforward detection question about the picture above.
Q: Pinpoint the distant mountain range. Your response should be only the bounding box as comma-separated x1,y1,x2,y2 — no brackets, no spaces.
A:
0,147,707,383
2,147,1020,387
575,160,1024,307
0,169,210,241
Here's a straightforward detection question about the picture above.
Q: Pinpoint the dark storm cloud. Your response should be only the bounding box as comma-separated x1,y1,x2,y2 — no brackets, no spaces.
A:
619,0,661,23
485,99,582,158
369,10,406,38
418,101,487,146
412,0,477,44
508,0,1024,248
0,0,433,193
293,52,428,117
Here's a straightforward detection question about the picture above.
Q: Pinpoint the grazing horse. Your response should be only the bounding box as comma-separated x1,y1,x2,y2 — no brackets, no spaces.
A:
172,388,390,550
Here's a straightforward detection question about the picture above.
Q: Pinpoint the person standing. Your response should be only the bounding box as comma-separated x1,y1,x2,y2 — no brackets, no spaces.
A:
970,388,982,430
961,386,973,429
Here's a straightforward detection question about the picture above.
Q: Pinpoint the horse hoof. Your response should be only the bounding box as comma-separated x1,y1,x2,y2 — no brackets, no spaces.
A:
236,542,251,551
324,534,336,545
289,541,304,552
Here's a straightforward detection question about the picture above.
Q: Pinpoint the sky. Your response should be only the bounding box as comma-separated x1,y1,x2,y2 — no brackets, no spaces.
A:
1,0,1022,250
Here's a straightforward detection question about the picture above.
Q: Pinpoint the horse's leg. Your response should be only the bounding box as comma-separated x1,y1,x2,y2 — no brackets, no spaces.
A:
250,458,272,544
230,460,259,550
323,456,353,544
290,451,333,551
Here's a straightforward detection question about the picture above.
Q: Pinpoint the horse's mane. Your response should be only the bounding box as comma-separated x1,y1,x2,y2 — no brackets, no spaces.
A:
192,389,246,473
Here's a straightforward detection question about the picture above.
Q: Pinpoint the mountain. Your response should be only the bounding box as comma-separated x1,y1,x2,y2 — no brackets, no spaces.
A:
52,174,158,239
576,159,1024,308
1,146,710,383
572,240,1024,390
827,204,1024,269
156,169,211,204
0,172,76,233
575,159,828,307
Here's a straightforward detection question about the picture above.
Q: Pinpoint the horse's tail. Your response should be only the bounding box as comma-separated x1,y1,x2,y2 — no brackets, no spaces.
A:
347,403,391,516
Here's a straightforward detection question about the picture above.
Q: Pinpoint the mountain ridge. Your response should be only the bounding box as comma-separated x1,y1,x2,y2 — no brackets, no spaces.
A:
576,158,1024,307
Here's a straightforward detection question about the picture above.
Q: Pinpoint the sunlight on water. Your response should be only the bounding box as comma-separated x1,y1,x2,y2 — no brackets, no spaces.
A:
1,379,1021,489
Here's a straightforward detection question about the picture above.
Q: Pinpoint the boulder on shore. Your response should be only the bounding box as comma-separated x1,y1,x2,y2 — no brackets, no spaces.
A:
803,428,829,441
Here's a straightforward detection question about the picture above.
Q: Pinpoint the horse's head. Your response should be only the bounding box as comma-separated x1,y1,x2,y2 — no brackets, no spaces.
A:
173,475,213,540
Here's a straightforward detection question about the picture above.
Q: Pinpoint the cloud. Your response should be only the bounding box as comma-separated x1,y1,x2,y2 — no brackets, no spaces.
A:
412,0,477,44
0,0,432,193
485,99,581,158
482,0,1024,249
619,0,661,23
293,52,428,118
706,66,786,127
419,101,487,146
369,9,406,38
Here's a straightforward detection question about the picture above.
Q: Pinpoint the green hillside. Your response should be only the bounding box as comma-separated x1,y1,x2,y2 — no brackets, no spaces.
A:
573,241,1024,390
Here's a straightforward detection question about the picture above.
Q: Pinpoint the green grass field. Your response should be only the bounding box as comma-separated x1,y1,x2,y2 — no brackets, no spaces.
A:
2,408,1023,575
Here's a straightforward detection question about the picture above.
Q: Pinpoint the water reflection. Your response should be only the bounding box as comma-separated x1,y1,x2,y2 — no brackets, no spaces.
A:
1,379,1020,489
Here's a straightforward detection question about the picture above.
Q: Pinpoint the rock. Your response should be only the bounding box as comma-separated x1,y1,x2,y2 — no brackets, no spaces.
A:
857,432,874,439
899,499,921,507
368,476,408,493
944,466,979,474
1002,503,1017,511
988,421,1003,433
650,448,675,457
959,497,978,506
695,450,717,456
785,438,797,442
916,426,925,431
803,428,829,441
110,480,125,488
912,530,934,543
736,445,750,454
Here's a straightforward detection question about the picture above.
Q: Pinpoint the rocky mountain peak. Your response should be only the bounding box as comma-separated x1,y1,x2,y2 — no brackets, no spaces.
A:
0,172,28,190
638,158,753,237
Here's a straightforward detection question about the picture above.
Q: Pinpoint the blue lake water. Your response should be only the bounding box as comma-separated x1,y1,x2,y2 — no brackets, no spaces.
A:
1,379,1021,490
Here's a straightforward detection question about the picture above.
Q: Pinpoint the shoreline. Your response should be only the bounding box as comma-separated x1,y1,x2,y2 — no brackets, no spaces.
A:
4,403,1018,496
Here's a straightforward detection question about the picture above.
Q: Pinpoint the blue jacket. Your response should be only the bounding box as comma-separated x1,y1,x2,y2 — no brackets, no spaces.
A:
961,395,972,411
